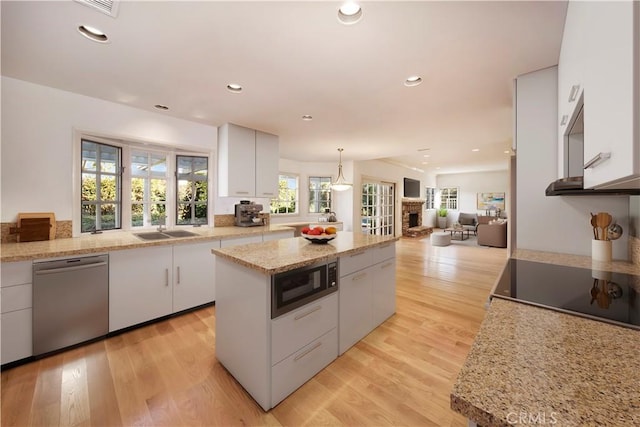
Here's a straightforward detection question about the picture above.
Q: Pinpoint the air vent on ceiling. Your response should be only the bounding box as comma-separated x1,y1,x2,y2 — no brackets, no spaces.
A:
74,0,119,18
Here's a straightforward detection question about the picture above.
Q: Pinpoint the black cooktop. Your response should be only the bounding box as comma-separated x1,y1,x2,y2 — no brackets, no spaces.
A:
492,259,640,331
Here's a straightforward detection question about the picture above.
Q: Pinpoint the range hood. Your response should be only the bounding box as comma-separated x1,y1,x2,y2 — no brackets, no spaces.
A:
545,176,640,196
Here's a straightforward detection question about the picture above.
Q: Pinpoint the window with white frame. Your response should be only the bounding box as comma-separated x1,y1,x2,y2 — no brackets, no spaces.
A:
81,139,122,232
271,174,298,215
77,136,209,234
425,187,435,210
309,176,332,214
131,150,167,227
439,187,458,210
176,156,209,225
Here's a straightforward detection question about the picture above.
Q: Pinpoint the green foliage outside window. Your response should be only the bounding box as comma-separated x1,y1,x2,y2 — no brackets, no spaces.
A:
270,174,298,214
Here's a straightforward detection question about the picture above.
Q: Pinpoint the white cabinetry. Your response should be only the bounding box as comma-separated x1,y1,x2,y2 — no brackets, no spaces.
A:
271,294,338,407
582,1,639,189
371,243,396,326
338,243,397,355
172,240,219,313
558,0,639,188
1,261,33,364
110,240,219,331
255,131,280,198
109,246,173,331
218,123,279,197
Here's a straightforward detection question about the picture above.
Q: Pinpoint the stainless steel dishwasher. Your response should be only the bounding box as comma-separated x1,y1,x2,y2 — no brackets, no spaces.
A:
32,254,109,356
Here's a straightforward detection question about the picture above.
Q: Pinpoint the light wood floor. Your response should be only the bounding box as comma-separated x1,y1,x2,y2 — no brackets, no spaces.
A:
1,237,508,426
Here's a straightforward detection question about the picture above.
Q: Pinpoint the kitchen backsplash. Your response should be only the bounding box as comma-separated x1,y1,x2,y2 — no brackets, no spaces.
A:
1,220,72,243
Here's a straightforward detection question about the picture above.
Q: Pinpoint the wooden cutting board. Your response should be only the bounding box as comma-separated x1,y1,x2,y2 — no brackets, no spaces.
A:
17,212,56,242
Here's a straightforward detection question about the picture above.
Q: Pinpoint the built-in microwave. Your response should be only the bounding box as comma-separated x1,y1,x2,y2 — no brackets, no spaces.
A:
271,259,338,319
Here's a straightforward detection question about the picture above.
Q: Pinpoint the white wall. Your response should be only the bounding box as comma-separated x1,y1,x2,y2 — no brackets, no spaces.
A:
436,170,509,225
1,77,217,222
516,66,630,260
353,159,426,235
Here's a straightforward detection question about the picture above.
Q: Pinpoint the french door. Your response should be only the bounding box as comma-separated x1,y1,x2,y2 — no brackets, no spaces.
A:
361,180,395,236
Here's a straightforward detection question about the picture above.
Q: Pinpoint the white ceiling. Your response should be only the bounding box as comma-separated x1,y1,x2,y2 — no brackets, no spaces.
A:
1,0,568,174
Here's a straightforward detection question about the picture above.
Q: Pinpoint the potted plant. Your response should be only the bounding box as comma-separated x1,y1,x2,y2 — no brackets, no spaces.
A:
437,208,448,229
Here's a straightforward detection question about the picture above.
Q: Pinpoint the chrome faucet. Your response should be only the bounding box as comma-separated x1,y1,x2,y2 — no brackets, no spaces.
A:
157,216,167,232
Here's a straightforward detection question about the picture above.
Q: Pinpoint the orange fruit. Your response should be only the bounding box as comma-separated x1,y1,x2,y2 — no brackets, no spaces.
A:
325,226,337,235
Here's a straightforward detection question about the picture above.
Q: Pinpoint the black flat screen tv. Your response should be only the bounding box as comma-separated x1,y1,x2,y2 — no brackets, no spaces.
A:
403,177,421,198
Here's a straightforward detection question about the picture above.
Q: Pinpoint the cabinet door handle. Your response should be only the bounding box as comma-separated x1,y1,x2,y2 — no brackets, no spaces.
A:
261,192,274,196
294,342,322,362
165,268,169,287
177,266,181,284
352,272,368,282
350,251,366,258
381,262,393,269
568,84,580,102
235,191,250,195
294,305,321,321
584,152,611,169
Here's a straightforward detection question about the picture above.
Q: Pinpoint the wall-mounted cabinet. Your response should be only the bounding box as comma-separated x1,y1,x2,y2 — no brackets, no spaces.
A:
218,123,279,198
558,0,639,189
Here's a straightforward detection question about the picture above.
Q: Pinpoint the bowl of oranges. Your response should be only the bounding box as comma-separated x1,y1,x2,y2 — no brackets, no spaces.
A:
301,226,338,244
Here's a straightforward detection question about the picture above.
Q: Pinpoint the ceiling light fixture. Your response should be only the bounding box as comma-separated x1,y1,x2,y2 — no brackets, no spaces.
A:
302,115,313,121
404,76,422,87
154,104,169,110
331,148,352,191
423,154,430,158
337,2,362,25
504,150,510,154
472,148,480,152
226,83,243,93
77,25,108,43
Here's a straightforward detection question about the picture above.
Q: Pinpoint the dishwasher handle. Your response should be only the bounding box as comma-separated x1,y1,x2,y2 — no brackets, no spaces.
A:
34,261,108,275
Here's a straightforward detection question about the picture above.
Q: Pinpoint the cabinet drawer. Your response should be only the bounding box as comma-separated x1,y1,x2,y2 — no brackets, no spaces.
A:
1,309,32,364
1,261,32,287
271,293,337,364
271,328,338,408
1,284,32,313
372,243,395,264
339,249,373,277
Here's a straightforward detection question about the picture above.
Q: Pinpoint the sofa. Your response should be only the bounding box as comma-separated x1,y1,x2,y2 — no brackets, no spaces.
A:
477,220,507,248
457,212,478,235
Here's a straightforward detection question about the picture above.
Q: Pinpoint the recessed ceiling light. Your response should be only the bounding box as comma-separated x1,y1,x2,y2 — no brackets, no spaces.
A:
421,162,429,165
423,154,430,158
404,76,422,87
338,2,362,25
504,150,510,154
436,167,441,170
302,115,313,121
472,148,480,152
77,25,108,43
226,83,243,93
154,104,169,110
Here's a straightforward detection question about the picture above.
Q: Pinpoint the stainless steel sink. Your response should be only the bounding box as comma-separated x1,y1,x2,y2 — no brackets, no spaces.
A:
162,230,198,238
134,230,198,240
134,232,172,241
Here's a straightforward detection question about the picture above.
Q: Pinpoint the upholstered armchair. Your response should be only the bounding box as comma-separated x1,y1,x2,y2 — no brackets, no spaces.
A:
477,221,507,248
457,213,478,235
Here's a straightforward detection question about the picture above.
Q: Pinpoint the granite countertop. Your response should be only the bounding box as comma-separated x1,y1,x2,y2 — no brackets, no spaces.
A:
212,231,399,275
0,225,294,262
451,249,640,426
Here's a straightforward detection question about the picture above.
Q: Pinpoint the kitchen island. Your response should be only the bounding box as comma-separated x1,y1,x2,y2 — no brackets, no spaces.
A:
451,249,640,426
212,232,398,411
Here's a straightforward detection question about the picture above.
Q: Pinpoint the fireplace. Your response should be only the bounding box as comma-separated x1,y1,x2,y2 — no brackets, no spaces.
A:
401,199,432,237
409,213,419,228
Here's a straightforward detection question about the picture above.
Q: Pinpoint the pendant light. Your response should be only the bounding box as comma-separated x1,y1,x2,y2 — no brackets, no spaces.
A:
331,148,352,191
